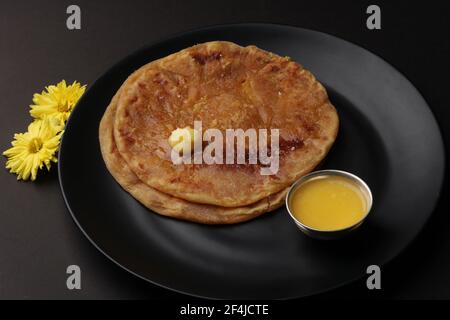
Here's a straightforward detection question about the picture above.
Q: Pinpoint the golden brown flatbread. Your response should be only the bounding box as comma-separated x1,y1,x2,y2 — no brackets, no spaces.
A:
113,41,338,207
99,85,287,224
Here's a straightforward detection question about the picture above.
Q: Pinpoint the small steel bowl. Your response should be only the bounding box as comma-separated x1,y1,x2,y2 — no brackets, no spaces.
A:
286,170,373,240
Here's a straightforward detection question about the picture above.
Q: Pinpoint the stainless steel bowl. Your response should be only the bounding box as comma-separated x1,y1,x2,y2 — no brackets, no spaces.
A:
285,170,373,240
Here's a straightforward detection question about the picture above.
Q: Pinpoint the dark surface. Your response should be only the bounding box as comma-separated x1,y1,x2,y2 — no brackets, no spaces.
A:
59,24,444,299
0,0,449,300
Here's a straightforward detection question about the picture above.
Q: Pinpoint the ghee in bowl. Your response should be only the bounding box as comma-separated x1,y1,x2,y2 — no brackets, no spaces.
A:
286,170,372,239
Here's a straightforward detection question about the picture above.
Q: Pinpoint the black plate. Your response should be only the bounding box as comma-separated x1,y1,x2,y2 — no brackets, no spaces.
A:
58,24,445,299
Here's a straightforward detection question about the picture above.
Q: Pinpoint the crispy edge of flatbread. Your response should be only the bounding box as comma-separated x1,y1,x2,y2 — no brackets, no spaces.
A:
99,77,287,224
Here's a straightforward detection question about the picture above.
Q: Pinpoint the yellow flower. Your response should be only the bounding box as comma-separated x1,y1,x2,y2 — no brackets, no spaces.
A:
3,118,63,181
30,80,86,123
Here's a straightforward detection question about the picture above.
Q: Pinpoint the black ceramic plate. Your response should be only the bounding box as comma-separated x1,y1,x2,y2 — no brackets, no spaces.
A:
59,24,445,299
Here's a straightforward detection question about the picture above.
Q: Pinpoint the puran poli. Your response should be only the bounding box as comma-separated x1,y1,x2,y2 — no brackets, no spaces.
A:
99,86,287,224
113,41,338,207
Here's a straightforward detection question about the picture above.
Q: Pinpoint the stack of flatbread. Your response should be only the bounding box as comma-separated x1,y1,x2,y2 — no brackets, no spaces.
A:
99,41,338,224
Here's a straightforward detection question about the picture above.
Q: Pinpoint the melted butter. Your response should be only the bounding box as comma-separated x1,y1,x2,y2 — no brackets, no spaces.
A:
168,127,199,154
290,175,367,231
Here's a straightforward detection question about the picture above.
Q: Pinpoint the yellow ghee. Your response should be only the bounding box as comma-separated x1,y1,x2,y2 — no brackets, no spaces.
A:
290,175,367,231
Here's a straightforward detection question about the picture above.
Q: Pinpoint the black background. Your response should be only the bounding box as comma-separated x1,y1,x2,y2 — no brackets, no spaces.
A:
0,0,449,300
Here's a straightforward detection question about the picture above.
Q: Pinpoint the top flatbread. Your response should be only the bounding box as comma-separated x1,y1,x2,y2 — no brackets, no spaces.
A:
99,85,287,224
113,41,338,207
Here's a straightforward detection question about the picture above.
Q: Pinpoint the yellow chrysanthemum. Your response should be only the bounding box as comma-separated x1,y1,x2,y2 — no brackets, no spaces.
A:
3,118,63,181
30,80,86,123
